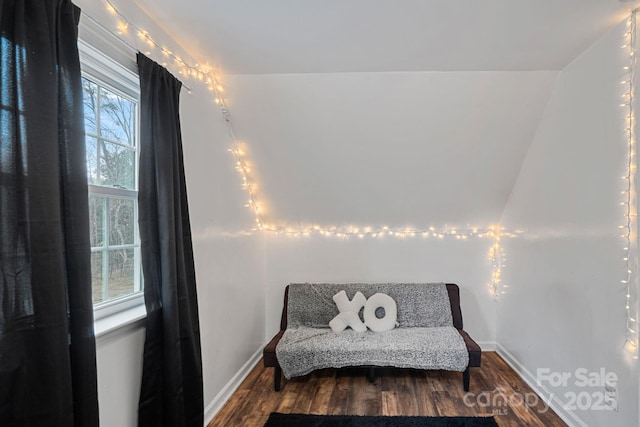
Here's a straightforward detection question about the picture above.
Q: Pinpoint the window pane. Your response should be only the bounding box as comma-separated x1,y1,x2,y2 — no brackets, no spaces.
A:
99,142,135,189
89,195,105,248
82,78,98,135
108,248,135,300
91,251,105,304
100,87,135,146
109,198,135,246
85,136,99,185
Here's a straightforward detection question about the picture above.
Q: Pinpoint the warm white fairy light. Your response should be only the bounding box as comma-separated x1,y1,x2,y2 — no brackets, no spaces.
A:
621,10,639,359
259,223,519,240
487,225,505,300
103,0,265,228
100,1,521,301
228,143,265,229
104,0,208,93
105,1,117,16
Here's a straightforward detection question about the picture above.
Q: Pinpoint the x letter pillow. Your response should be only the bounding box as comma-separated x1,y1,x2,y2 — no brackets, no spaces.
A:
329,290,367,333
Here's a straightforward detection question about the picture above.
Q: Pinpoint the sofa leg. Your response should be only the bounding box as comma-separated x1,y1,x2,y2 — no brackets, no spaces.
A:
463,367,470,392
274,367,282,392
367,367,375,383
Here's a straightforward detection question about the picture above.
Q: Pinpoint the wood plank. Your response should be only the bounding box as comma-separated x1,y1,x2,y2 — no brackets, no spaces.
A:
381,390,401,416
207,352,568,427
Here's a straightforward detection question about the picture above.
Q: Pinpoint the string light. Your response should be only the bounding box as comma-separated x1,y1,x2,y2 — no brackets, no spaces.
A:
258,223,520,240
102,0,264,227
488,225,505,300
621,10,639,359
228,143,265,229
104,0,201,93
99,0,520,301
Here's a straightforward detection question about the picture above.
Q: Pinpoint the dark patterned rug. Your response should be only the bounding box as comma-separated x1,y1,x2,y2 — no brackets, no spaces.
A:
263,413,499,426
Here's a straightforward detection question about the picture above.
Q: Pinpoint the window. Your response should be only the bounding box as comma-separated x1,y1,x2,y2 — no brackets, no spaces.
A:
79,41,142,316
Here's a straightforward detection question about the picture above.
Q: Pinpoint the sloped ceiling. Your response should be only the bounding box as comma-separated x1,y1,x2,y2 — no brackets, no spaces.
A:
224,71,557,227
131,0,637,229
131,0,633,74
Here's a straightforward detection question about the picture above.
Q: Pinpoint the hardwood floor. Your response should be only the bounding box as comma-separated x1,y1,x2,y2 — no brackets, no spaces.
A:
208,352,567,427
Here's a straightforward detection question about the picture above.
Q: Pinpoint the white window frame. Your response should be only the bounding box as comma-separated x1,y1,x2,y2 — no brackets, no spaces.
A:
79,40,145,322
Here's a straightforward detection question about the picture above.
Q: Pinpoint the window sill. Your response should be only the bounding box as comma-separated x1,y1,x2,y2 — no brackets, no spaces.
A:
94,303,146,342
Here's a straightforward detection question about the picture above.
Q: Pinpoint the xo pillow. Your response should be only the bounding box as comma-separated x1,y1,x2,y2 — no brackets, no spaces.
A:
329,290,397,333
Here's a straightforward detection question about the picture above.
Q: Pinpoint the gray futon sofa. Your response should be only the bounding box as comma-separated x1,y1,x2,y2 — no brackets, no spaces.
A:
263,283,481,391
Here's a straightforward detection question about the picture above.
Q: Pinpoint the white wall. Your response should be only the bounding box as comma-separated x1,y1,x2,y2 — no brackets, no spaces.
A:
95,327,146,427
498,18,639,427
223,71,557,227
219,71,556,346
76,1,267,426
265,235,497,346
181,82,266,422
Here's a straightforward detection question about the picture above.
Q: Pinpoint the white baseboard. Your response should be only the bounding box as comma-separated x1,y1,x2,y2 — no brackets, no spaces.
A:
203,346,263,426
495,344,587,427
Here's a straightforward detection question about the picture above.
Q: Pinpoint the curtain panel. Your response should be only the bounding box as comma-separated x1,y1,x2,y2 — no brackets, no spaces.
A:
0,1,99,426
136,53,204,427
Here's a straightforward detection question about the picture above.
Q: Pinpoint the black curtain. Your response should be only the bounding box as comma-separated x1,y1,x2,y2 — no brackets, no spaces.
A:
0,1,99,426
137,53,204,427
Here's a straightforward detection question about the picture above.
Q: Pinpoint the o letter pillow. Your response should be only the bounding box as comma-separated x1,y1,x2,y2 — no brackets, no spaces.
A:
363,293,397,332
